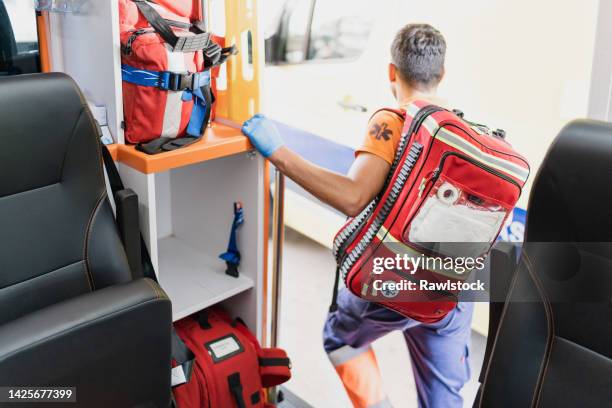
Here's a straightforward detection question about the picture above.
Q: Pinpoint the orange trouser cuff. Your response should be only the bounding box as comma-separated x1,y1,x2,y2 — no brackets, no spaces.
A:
328,346,388,408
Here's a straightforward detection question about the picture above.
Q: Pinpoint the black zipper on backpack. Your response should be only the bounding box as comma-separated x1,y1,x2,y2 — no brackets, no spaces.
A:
434,151,522,194
334,105,443,265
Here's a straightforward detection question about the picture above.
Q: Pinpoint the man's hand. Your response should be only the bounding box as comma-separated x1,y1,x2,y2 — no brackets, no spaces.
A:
241,114,285,158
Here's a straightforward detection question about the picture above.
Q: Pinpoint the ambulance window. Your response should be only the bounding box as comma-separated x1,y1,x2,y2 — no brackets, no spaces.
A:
0,0,41,76
308,0,373,61
284,0,314,64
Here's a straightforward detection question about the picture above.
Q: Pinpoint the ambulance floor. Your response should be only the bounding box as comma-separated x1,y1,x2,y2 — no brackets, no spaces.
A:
276,228,486,408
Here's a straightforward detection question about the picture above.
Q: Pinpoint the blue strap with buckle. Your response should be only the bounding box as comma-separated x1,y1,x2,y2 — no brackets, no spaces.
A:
121,64,211,137
219,203,244,277
182,86,209,137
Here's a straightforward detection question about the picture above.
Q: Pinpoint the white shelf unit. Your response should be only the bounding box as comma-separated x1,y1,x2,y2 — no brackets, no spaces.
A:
157,236,254,321
118,151,265,336
48,0,267,339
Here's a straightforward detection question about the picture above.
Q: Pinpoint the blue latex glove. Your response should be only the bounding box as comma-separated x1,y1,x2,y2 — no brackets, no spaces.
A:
241,114,284,158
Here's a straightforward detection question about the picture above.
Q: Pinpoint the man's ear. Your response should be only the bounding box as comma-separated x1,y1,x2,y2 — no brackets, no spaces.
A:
388,63,397,82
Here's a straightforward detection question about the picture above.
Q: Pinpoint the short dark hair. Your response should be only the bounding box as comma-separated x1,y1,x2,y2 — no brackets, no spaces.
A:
391,23,446,90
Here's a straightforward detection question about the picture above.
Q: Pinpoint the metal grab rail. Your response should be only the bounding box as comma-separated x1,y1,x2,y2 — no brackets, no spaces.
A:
271,168,285,348
268,168,285,404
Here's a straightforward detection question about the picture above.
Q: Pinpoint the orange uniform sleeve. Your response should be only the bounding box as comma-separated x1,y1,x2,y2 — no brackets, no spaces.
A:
355,110,404,165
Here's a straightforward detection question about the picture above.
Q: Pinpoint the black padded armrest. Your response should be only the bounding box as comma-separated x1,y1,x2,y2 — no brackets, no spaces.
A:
0,279,172,408
115,188,143,278
473,242,521,407
476,242,520,384
489,242,520,302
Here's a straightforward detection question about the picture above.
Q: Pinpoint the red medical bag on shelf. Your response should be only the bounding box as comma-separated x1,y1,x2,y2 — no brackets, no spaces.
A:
118,0,235,153
172,307,291,408
332,101,530,322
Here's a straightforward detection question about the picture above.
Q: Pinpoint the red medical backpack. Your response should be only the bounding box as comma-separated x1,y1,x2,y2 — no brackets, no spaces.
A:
119,0,235,153
332,101,530,322
172,307,291,408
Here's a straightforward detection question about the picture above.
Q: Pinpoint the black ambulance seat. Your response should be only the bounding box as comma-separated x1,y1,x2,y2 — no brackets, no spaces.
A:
0,73,172,408
477,120,612,407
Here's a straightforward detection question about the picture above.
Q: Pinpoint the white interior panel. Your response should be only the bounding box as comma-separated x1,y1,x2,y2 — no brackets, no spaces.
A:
167,152,264,331
588,0,612,121
170,153,261,280
53,1,124,142
155,171,173,240
158,236,254,321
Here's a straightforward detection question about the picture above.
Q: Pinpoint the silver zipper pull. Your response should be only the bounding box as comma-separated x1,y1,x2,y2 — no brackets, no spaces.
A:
418,177,428,197
418,168,441,198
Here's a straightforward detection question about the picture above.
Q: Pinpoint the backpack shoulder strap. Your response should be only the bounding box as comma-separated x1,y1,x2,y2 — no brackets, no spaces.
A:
370,107,406,121
131,0,211,52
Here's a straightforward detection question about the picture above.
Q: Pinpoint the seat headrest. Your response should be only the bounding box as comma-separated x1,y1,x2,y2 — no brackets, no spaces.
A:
0,2,17,64
526,119,612,243
0,73,92,198
523,119,612,300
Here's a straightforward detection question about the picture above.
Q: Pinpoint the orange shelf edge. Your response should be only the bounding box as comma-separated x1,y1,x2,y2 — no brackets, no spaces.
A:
117,121,254,174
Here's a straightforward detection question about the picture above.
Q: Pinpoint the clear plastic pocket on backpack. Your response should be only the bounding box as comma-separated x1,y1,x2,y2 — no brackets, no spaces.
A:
405,177,509,259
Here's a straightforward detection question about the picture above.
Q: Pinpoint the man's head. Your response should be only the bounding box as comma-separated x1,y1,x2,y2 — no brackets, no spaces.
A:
389,23,446,97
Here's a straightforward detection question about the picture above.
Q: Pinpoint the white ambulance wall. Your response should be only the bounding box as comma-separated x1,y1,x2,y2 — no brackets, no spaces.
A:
588,0,612,121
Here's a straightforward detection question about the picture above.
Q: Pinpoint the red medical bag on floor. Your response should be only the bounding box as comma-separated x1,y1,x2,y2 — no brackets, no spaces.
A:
119,0,235,153
332,101,530,322
172,307,291,408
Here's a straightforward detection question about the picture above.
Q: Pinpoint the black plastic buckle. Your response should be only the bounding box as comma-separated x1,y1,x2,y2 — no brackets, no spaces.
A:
178,73,194,91
493,129,507,139
225,262,239,278
162,72,193,91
